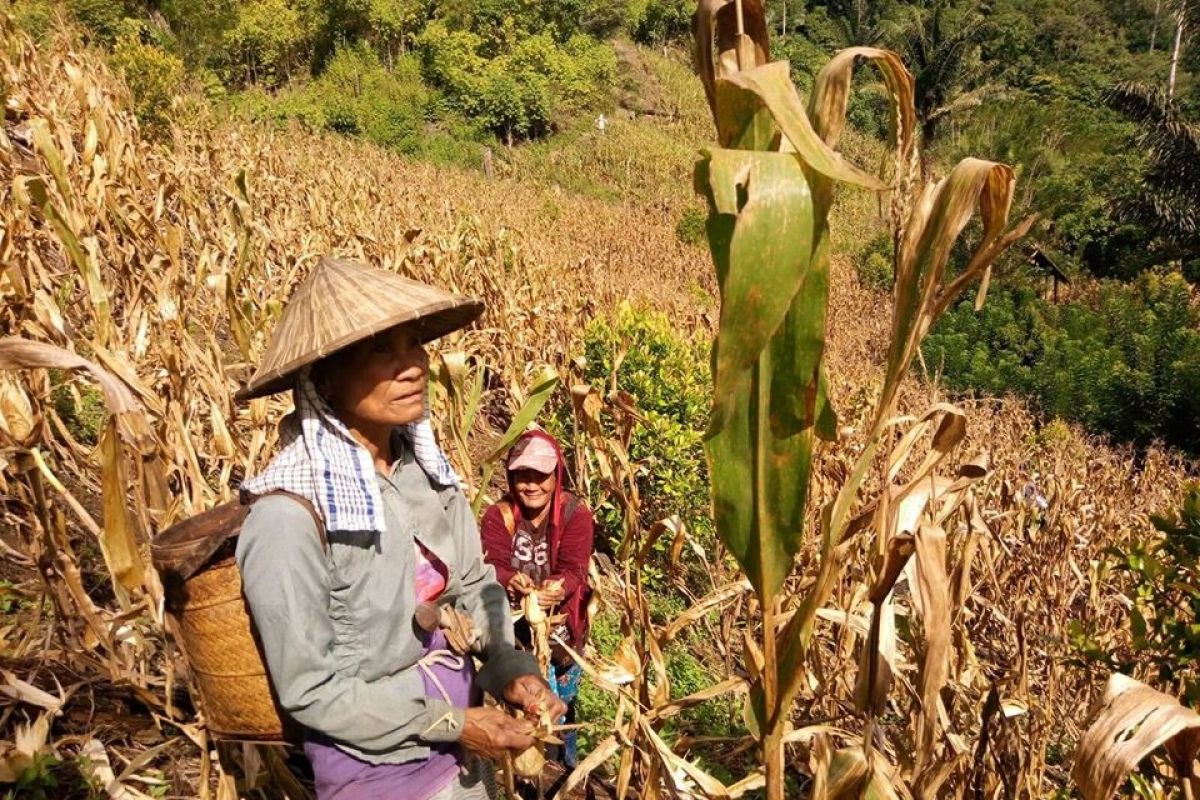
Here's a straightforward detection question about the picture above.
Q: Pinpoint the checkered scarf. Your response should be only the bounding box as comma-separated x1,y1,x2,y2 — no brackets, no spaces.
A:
241,370,461,533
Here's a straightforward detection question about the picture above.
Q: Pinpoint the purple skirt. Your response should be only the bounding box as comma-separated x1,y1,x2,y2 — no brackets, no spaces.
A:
304,631,477,800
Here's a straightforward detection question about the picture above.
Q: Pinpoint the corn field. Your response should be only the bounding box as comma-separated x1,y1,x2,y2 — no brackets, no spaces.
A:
0,9,1197,800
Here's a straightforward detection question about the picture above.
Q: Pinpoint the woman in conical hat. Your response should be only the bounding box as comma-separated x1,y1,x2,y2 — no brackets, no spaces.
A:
235,257,564,800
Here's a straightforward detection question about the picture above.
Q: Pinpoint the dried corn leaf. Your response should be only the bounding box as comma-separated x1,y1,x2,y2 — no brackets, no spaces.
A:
640,716,731,799
854,583,898,714
912,524,950,778
100,419,145,593
0,372,36,445
2,340,151,595
0,713,51,782
0,337,146,443
883,160,1035,419
809,48,916,156
79,738,157,800
559,734,624,796
1,670,64,711
648,677,749,722
661,578,751,642
693,0,771,121
1073,673,1200,800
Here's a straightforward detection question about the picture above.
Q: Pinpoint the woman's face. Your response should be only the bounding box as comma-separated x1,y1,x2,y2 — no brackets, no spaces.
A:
320,326,429,429
512,468,556,513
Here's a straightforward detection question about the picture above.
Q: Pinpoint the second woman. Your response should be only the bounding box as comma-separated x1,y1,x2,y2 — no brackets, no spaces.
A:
479,431,594,769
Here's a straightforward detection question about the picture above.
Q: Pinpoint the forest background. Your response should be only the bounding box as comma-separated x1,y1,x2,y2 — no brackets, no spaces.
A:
19,0,1200,454
3,0,1200,797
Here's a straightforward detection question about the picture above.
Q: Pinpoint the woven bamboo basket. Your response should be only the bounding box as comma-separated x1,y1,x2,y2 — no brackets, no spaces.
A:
153,501,292,741
174,557,287,739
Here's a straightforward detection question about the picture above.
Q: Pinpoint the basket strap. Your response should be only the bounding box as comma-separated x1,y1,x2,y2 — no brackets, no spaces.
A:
254,490,329,552
498,500,517,537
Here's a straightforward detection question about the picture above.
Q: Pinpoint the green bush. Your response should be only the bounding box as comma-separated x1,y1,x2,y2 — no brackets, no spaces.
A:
111,26,185,136
437,0,628,47
416,21,487,102
12,0,57,40
923,272,1200,454
675,205,707,247
66,0,134,43
317,45,430,150
771,33,831,95
627,0,692,45
853,231,894,291
579,305,713,583
479,63,553,141
220,0,312,86
574,608,620,755
418,24,615,142
236,45,435,153
51,377,107,446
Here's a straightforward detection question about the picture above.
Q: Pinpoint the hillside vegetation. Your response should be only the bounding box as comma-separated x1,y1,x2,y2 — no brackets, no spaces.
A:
0,5,1198,800
23,0,1200,456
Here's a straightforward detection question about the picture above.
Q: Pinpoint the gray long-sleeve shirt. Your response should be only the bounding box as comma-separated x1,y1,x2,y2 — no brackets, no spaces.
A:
235,440,538,765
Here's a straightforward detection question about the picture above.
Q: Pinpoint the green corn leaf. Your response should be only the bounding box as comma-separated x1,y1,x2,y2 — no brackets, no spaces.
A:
472,365,560,514
718,62,885,190
487,365,559,463
435,351,485,480
697,147,826,599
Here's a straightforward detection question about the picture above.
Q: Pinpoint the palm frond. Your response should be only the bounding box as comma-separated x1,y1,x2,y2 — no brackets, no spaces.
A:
1104,81,1200,246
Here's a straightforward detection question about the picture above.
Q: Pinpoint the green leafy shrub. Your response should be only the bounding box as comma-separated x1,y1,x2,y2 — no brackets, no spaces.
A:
111,26,185,136
236,45,438,154
771,33,832,96
575,608,620,754
664,640,740,737
579,305,713,584
627,0,692,45
923,272,1200,454
12,0,57,40
479,64,553,141
66,0,134,43
220,0,312,86
675,205,706,246
418,25,615,141
416,21,486,103
315,44,430,149
853,231,894,291
51,378,107,446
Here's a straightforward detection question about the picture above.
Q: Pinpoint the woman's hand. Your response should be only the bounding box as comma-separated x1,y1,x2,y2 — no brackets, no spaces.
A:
503,674,568,721
459,706,536,760
508,572,535,599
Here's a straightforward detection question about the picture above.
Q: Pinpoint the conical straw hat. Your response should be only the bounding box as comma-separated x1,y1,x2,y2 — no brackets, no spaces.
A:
236,257,483,401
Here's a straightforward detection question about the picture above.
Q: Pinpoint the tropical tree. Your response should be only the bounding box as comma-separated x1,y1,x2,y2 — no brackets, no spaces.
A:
1105,81,1200,261
825,0,896,46
220,0,313,85
1165,0,1196,101
886,0,996,147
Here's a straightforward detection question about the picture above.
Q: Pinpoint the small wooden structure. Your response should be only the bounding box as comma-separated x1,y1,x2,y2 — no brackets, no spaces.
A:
1027,244,1070,303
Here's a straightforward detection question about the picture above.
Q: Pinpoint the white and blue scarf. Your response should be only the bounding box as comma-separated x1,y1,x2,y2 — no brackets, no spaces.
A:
241,370,461,533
